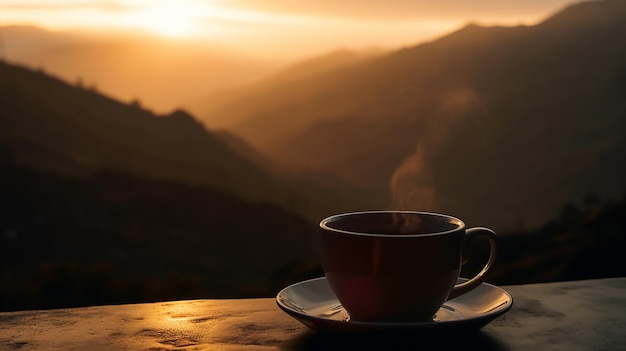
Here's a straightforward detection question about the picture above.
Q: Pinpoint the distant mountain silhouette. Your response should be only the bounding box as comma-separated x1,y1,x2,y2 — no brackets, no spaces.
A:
198,0,626,231
0,61,277,202
0,61,371,222
186,48,385,129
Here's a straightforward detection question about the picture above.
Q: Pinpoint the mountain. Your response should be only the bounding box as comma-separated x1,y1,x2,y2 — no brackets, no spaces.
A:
0,60,373,222
0,61,329,311
186,48,386,129
0,61,279,203
467,193,626,286
197,0,626,231
0,161,321,311
0,25,279,114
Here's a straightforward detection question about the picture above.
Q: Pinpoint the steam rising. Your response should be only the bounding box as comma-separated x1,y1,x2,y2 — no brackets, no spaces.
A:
389,145,437,211
388,87,481,212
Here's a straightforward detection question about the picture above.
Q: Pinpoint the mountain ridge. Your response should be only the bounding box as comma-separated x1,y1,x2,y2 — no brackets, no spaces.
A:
197,0,626,231
0,60,362,221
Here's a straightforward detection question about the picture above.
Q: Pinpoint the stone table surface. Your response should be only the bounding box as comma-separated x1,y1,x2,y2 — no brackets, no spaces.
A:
1,277,625,351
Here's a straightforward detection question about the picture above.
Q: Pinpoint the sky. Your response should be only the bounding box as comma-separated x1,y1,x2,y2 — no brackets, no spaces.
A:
0,0,582,59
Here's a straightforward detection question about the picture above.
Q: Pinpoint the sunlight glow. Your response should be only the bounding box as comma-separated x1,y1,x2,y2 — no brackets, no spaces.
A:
137,1,198,37
0,0,582,58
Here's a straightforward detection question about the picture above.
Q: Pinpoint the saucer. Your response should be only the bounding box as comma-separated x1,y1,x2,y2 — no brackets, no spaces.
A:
276,277,513,332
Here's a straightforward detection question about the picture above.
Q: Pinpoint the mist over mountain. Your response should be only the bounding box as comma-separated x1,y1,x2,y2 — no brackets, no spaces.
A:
0,25,279,114
198,0,626,231
186,48,386,129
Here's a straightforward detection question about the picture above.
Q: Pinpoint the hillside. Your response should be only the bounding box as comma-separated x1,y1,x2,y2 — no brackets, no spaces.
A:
465,192,626,286
0,159,320,311
0,60,273,199
0,61,370,221
186,48,386,129
0,60,335,311
198,0,626,231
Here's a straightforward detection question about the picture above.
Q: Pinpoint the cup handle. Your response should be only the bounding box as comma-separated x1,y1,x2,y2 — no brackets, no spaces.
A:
448,227,498,300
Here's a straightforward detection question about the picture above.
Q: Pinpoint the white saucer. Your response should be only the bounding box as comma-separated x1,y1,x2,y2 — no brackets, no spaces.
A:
276,277,513,332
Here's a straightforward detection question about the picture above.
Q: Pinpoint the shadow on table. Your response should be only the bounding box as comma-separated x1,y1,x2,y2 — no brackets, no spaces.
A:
283,329,508,351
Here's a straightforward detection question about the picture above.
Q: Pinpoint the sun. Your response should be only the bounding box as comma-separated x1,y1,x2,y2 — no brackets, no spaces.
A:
138,1,198,37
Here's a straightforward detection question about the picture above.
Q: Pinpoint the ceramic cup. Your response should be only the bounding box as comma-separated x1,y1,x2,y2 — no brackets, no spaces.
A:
319,211,498,323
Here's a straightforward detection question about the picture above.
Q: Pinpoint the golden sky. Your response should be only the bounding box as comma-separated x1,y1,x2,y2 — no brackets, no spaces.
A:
0,0,581,59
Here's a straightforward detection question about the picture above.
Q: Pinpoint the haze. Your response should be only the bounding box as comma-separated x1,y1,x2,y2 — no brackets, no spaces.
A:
0,0,585,117
1,0,580,60
2,0,626,311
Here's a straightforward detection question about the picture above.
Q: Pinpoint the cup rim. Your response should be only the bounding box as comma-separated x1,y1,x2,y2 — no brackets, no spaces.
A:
319,210,465,238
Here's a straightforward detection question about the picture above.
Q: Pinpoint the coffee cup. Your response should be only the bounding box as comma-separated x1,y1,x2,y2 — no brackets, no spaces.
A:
319,211,498,323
